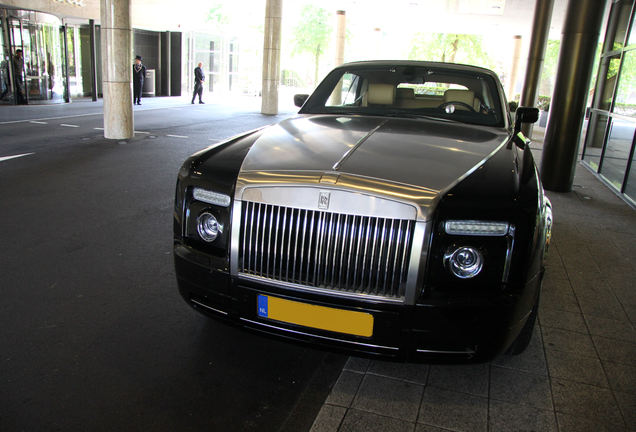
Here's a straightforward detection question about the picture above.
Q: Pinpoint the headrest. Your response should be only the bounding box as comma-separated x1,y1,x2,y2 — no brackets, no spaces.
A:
444,89,476,106
367,83,395,105
396,87,415,100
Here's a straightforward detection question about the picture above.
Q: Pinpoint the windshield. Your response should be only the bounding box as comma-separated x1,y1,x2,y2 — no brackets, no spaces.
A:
300,65,505,127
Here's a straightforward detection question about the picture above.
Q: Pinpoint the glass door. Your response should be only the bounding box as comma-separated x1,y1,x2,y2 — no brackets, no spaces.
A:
42,22,64,101
20,19,46,102
0,15,14,103
1,10,67,104
8,17,27,103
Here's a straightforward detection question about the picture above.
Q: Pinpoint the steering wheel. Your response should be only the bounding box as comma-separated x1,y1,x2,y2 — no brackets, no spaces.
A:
438,101,476,112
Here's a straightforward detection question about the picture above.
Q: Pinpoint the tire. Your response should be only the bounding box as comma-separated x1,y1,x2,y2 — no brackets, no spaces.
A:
507,290,540,355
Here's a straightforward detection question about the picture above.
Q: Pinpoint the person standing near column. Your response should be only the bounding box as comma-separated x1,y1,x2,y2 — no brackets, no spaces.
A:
192,62,205,104
13,49,26,104
132,55,146,105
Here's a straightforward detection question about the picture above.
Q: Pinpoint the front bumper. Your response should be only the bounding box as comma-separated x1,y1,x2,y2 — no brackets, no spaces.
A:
175,244,538,363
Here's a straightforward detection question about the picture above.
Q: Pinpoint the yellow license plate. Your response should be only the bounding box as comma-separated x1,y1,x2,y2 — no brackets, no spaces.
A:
257,294,373,337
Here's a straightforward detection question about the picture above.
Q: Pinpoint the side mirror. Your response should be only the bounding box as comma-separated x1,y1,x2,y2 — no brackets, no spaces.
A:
294,94,309,108
514,106,539,133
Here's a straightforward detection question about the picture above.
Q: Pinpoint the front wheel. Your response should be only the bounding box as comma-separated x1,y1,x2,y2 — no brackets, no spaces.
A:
507,290,540,355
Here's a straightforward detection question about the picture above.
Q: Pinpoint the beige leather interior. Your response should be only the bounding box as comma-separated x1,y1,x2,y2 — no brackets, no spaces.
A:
443,89,481,111
365,85,481,111
396,87,442,109
367,83,396,105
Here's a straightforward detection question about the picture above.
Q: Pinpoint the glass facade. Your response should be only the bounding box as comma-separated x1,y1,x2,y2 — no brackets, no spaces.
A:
582,0,636,205
184,32,245,95
183,31,261,98
0,8,103,104
1,8,186,104
184,33,224,95
0,9,68,104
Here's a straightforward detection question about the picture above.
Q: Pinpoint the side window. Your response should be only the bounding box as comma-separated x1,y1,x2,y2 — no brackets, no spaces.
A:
327,72,361,106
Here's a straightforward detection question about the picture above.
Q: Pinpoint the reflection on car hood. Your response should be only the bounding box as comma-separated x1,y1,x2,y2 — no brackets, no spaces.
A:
239,114,509,193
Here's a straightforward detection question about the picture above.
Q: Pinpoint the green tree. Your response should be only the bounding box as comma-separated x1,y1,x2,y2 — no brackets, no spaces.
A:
293,5,332,84
541,40,560,81
614,51,636,112
408,33,495,69
206,3,230,27
537,40,560,97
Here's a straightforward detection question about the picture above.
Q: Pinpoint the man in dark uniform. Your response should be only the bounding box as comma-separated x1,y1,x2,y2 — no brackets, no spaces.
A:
192,62,205,104
132,55,146,105
13,49,26,104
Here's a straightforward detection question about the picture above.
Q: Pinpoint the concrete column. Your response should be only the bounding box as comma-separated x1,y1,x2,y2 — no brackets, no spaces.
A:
261,0,282,115
540,0,608,192
519,0,554,137
100,0,133,139
335,10,346,66
507,35,522,99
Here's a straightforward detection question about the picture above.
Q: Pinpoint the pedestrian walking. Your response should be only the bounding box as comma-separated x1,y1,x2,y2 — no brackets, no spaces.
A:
192,62,205,104
132,55,146,105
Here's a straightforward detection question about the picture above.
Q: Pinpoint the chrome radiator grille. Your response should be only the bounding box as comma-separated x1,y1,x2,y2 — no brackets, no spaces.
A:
238,201,415,299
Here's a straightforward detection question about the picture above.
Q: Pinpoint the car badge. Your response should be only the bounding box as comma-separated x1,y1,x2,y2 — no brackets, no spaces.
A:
318,191,330,210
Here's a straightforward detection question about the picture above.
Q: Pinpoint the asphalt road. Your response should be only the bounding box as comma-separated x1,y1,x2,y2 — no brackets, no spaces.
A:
0,97,345,431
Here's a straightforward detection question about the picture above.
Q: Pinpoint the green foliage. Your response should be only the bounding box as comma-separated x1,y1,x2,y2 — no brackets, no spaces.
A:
408,33,495,69
537,95,551,111
615,102,636,110
615,50,636,105
206,3,230,26
537,40,559,97
540,40,560,88
292,5,332,56
607,57,621,80
281,69,306,88
293,5,332,83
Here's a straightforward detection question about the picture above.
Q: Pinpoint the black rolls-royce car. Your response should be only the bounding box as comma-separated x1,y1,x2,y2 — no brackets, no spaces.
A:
174,60,552,362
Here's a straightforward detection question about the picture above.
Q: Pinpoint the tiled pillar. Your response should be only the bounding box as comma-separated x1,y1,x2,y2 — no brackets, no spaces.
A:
507,35,522,99
261,0,282,115
329,10,347,106
101,0,133,139
335,10,346,67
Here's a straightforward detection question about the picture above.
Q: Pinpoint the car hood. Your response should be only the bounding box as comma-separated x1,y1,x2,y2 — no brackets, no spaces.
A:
239,114,509,193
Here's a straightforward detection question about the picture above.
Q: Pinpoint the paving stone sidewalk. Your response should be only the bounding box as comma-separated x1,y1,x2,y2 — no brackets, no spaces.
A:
310,141,636,432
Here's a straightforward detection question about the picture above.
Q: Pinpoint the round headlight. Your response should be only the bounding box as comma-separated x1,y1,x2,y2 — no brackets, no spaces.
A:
197,212,221,242
445,246,483,279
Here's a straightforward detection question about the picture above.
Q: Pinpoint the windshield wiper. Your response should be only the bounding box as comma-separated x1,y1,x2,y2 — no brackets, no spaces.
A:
379,110,461,123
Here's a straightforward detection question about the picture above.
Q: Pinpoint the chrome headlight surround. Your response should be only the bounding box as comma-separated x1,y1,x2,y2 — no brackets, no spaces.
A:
196,212,223,242
187,187,231,246
444,246,484,279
